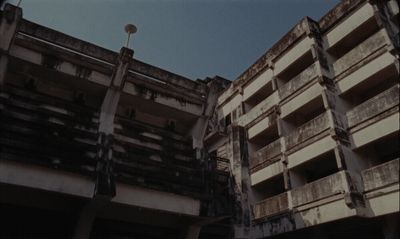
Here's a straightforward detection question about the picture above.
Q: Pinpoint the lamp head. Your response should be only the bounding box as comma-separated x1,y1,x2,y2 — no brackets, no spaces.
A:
124,24,137,34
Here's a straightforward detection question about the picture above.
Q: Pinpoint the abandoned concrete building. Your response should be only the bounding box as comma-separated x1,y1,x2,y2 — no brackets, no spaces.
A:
0,0,399,238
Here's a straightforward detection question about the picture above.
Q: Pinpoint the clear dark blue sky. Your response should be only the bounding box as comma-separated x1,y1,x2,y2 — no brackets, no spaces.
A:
9,0,339,81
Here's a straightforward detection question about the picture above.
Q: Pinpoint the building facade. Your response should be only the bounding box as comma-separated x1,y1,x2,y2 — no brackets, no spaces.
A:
206,0,399,238
0,0,399,239
0,3,233,239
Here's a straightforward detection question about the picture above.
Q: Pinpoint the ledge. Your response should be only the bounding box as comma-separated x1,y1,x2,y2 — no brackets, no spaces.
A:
362,158,399,192
347,84,399,129
254,192,289,220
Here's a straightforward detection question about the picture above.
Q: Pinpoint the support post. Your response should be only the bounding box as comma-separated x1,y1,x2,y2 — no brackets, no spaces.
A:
72,47,133,239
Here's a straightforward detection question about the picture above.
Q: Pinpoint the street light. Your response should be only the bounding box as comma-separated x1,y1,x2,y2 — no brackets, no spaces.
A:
124,24,137,48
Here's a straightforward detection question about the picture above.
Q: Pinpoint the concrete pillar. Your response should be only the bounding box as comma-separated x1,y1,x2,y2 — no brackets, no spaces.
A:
72,47,133,239
184,217,228,239
185,225,202,239
0,4,22,87
73,198,110,239
73,206,97,239
94,47,133,198
190,76,227,150
226,126,254,238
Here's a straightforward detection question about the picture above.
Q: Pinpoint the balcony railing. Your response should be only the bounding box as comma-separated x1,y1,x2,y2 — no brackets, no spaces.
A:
362,158,399,192
279,63,318,101
254,192,289,220
291,171,348,207
111,116,209,196
285,112,330,151
333,29,389,78
250,138,281,173
347,84,399,129
0,85,98,175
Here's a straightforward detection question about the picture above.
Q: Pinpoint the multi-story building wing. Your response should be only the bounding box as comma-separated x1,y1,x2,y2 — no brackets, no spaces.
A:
206,0,399,238
0,3,233,239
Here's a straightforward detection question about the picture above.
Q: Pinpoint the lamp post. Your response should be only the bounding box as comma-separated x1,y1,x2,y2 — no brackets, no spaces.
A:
124,24,137,48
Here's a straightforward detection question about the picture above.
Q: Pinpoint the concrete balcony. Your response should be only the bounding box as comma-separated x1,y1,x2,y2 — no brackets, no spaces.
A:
291,171,348,208
251,160,283,186
250,138,281,173
347,85,399,148
336,50,397,95
242,68,273,102
279,63,318,102
362,159,399,217
274,36,314,76
285,112,331,153
279,81,324,119
238,91,279,129
362,158,399,192
333,29,391,79
252,171,359,236
325,2,375,48
247,111,279,141
253,192,289,220
290,171,360,229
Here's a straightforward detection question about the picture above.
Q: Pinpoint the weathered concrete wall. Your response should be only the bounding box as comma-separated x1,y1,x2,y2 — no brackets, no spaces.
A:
250,138,281,173
347,84,399,128
362,158,399,192
291,171,347,207
285,112,330,150
234,17,316,89
247,112,278,140
238,92,279,128
333,29,389,76
253,192,288,219
278,63,318,100
319,0,365,33
252,213,295,238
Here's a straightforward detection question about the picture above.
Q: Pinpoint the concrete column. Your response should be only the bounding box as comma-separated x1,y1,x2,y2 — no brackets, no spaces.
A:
94,47,133,198
72,47,133,239
190,76,228,150
185,225,202,239
184,217,228,239
73,206,97,239
0,4,22,87
73,198,110,239
226,126,254,238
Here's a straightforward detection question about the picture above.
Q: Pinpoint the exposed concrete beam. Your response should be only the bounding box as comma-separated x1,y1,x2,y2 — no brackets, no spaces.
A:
127,71,204,104
112,183,201,216
9,44,111,86
18,19,206,96
14,33,115,75
129,60,206,96
123,81,203,116
18,19,119,64
0,159,202,216
0,160,95,198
